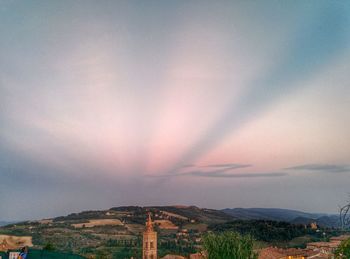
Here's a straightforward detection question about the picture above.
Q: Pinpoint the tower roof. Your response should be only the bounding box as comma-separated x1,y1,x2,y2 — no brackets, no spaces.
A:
145,212,154,232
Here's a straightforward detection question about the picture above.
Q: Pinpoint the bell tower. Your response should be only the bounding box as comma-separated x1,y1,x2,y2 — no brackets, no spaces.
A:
142,212,157,259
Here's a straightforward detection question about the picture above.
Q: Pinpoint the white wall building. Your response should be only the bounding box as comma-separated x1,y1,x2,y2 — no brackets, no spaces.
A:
9,252,20,259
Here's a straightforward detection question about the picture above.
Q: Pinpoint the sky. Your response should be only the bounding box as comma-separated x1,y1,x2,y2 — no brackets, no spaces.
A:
0,0,350,221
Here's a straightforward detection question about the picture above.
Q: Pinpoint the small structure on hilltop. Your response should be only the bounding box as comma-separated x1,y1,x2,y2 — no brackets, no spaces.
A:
143,213,157,259
310,222,318,230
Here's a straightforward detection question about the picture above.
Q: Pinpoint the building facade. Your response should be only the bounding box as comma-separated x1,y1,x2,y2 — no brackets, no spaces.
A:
9,252,20,259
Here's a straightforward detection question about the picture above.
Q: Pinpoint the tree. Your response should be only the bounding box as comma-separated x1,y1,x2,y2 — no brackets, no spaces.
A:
43,242,55,251
339,196,350,229
202,231,258,259
334,238,350,258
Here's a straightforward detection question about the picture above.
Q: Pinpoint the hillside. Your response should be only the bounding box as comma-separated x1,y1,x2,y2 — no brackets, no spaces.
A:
222,208,339,228
209,220,311,242
0,221,14,227
0,206,341,258
0,206,234,258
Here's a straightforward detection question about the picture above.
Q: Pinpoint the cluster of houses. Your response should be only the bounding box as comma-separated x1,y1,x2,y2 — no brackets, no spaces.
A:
158,234,350,259
142,214,350,259
258,235,350,259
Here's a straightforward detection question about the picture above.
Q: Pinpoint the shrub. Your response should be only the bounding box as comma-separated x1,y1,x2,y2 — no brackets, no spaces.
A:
202,231,258,259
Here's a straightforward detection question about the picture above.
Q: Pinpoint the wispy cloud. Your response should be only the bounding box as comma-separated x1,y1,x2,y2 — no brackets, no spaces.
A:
150,163,284,178
285,164,350,173
201,163,251,169
181,163,251,169
148,164,286,178
186,171,287,178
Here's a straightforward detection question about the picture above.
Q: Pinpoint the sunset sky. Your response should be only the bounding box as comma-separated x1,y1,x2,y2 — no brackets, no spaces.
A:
1,0,350,221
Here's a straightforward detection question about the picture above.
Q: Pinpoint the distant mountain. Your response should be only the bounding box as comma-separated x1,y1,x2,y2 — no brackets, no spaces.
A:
290,215,341,228
0,221,13,226
314,215,340,228
222,208,340,228
290,216,316,225
221,208,323,221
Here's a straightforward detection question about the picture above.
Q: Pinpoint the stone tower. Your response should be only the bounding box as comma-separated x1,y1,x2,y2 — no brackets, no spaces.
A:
143,213,157,259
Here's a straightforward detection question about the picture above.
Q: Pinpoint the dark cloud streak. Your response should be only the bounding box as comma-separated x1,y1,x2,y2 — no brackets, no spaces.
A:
201,163,251,169
188,171,287,178
148,167,286,178
286,164,350,173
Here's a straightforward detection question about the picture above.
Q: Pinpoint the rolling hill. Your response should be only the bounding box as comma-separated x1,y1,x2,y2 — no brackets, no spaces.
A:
0,206,342,258
0,206,234,258
222,208,340,228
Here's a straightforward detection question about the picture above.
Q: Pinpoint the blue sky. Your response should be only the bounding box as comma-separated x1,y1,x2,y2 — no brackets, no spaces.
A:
0,0,350,221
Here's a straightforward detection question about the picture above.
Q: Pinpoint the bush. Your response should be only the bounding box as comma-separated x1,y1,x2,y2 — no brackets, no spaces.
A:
202,231,258,259
209,220,308,242
335,238,350,258
43,242,56,251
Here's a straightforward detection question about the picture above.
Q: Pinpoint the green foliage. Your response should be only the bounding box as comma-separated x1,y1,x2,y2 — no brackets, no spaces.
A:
335,238,350,258
54,210,109,221
112,247,141,259
202,231,258,259
96,250,109,259
158,240,197,257
44,242,56,251
210,220,309,242
21,249,84,258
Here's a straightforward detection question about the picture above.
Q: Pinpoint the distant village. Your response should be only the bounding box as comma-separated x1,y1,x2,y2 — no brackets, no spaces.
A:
141,214,349,259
